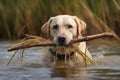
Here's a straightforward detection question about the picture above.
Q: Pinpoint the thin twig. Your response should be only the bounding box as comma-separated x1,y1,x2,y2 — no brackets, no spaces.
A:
7,50,18,65
73,46,96,65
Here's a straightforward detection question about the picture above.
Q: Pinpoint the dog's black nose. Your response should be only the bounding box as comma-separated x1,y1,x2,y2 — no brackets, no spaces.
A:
58,36,65,43
57,36,66,46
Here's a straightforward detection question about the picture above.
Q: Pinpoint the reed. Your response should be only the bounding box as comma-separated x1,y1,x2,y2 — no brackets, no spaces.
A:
0,0,120,39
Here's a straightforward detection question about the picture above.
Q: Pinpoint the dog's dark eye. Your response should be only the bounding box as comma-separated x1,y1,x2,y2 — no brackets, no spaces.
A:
68,25,73,29
53,25,58,29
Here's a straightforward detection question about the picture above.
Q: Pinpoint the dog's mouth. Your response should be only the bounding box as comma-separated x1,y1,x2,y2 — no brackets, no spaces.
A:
54,36,71,46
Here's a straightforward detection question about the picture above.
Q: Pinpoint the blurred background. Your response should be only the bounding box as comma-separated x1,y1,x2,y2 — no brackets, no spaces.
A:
0,0,120,40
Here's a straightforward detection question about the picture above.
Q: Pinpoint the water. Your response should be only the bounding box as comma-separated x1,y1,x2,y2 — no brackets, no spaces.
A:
0,41,120,80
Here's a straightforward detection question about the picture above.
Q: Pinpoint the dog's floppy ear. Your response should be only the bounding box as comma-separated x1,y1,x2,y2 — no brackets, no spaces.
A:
73,16,87,37
41,18,52,38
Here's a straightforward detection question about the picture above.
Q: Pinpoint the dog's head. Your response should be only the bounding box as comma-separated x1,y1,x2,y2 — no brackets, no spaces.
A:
41,15,86,46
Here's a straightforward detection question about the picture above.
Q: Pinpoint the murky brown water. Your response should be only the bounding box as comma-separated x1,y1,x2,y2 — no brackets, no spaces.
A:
0,41,120,80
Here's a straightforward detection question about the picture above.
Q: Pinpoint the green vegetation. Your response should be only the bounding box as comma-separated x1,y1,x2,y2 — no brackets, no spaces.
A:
0,0,120,40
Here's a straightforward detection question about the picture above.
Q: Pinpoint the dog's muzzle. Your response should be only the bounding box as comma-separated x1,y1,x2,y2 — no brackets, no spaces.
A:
54,35,72,46
54,35,68,46
57,36,66,46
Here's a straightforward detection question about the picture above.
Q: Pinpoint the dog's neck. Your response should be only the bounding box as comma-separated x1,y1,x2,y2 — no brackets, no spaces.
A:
49,48,75,59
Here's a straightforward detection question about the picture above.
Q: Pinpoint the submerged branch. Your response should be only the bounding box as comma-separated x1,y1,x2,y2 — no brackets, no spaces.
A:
7,32,114,52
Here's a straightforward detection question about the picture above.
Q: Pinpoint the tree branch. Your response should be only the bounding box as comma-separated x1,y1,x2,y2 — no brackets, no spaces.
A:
7,32,114,52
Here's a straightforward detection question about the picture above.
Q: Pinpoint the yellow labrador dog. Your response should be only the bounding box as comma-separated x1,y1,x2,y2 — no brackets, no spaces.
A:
41,15,92,67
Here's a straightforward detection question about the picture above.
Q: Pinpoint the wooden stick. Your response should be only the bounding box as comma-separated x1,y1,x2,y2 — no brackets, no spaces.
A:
7,32,114,52
71,32,113,43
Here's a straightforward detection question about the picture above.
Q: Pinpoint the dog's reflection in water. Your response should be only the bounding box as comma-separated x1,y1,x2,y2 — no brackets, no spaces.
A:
51,66,88,78
28,62,89,79
48,59,88,78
